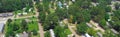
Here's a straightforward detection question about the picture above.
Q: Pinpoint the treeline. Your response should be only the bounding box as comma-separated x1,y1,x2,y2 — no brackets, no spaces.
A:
0,0,33,12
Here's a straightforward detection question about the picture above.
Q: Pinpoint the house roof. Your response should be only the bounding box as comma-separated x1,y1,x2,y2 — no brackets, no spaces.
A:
0,23,4,33
0,13,13,17
16,32,28,37
111,29,119,34
50,29,55,37
58,1,62,8
85,33,91,37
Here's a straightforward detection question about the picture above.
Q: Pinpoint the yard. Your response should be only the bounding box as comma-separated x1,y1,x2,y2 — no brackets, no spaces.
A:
28,21,39,32
4,17,39,37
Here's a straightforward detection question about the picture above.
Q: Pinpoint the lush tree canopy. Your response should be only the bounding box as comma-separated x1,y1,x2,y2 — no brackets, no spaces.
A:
0,0,33,12
76,22,88,34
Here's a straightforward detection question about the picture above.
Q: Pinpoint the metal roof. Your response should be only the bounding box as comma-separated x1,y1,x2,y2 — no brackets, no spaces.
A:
50,29,55,37
0,23,4,33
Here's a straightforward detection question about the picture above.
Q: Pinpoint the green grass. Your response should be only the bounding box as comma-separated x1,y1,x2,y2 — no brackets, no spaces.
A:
13,17,39,32
29,16,38,21
4,22,8,33
49,8,55,14
64,29,72,35
32,33,40,37
28,20,39,37
5,19,22,34
28,21,39,32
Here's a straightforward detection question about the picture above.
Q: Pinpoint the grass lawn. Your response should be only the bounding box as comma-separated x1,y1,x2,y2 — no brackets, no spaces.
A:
64,29,72,35
29,16,38,21
28,16,39,31
27,17,39,37
4,22,9,33
49,8,55,14
28,21,39,32
4,19,23,34
31,33,40,37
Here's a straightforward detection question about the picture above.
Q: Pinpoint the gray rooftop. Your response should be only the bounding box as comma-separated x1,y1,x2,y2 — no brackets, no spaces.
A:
18,32,28,37
0,23,4,33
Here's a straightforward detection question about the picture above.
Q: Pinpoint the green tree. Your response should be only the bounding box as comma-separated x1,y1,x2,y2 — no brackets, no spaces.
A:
5,26,14,37
75,0,91,9
7,19,12,23
21,19,28,31
105,6,111,12
99,19,107,29
114,2,120,10
91,0,97,3
54,26,67,37
36,3,44,12
103,30,118,37
45,31,50,37
87,28,97,36
68,5,91,23
76,22,88,34
32,30,38,35
110,15,120,32
7,19,12,26
38,11,46,23
105,13,110,21
90,6,105,22
111,10,120,32
56,8,68,20
114,9,120,19
12,23,20,31
0,0,33,12
43,13,59,30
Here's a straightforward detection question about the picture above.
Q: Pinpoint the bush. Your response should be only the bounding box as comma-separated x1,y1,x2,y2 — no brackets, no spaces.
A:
99,19,107,29
114,3,120,10
76,22,88,34
32,30,38,35
45,31,50,37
